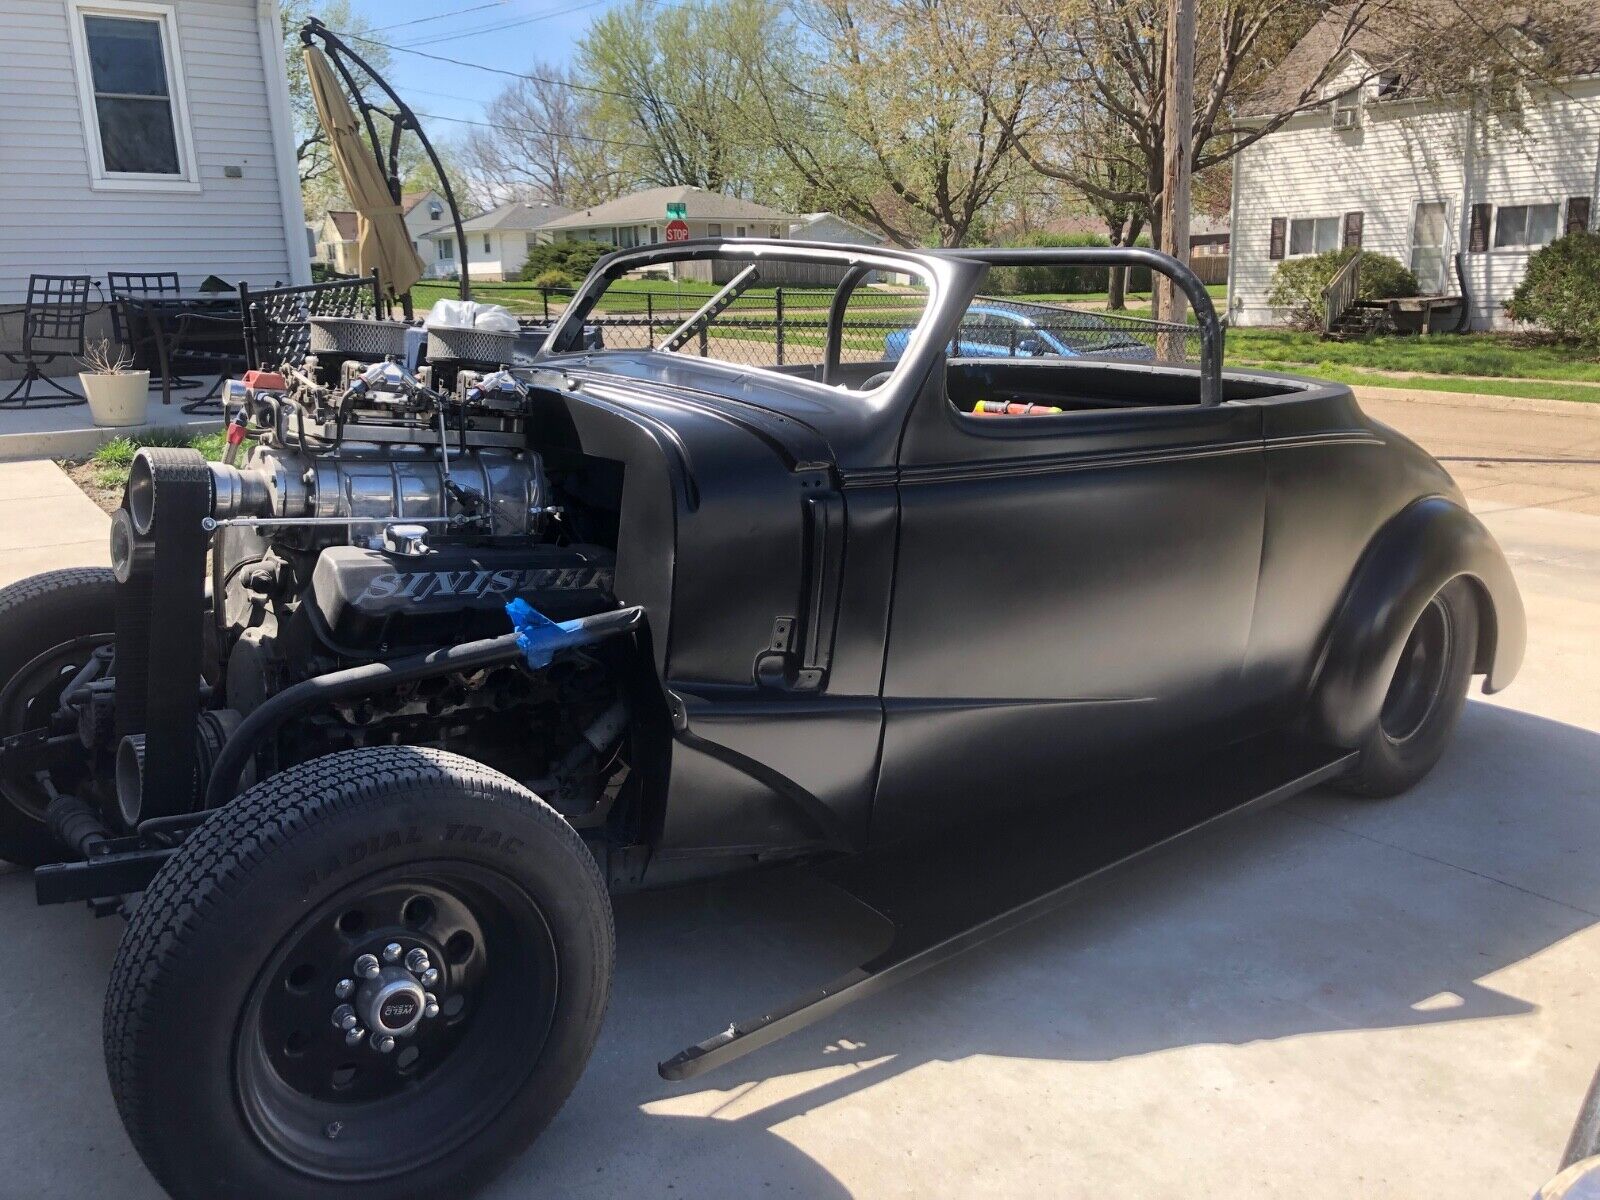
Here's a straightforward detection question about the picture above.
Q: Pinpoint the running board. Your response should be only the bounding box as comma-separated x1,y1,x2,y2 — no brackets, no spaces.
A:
658,735,1357,1081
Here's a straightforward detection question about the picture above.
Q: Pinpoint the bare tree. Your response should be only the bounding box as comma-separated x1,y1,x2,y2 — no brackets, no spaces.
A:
579,0,781,194
458,65,621,209
741,0,1034,246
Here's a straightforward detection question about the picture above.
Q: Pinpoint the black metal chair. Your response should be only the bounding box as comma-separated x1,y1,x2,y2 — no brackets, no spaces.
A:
241,271,383,371
168,304,248,414
108,271,182,379
1,274,92,409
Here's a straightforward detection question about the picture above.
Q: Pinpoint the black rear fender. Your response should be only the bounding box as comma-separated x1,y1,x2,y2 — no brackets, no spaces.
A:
1308,496,1525,747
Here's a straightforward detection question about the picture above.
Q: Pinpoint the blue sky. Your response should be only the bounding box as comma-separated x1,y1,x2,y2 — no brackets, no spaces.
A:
330,0,620,134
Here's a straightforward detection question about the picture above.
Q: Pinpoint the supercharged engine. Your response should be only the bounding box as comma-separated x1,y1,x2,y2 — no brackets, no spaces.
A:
48,357,636,844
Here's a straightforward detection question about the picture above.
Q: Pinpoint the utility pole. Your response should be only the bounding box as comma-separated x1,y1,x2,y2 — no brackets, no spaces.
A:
1156,0,1195,357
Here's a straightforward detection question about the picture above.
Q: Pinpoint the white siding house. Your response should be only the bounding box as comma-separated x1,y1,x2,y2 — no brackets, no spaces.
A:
1230,33,1600,331
420,200,573,281
0,0,308,301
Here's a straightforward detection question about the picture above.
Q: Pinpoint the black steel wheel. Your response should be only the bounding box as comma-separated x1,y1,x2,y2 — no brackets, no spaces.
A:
0,568,119,865
105,747,613,1200
1339,578,1478,798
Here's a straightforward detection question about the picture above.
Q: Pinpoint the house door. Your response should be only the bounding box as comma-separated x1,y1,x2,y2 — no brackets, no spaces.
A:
1410,201,1450,294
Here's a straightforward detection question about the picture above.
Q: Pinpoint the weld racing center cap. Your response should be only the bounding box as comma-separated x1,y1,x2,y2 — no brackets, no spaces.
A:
364,975,427,1037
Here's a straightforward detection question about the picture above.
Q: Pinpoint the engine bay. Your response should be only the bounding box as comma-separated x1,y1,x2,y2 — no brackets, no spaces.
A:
16,353,640,860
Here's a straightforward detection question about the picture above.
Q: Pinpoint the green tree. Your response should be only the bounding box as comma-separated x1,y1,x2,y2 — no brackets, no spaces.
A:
579,0,782,194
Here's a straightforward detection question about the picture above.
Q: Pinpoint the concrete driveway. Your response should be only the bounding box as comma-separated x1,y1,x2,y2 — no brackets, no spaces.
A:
3,390,1599,1199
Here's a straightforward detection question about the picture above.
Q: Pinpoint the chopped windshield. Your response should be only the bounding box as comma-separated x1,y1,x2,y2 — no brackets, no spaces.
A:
552,248,934,389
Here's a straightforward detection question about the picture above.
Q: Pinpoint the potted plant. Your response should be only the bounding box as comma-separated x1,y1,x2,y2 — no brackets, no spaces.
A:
78,339,149,427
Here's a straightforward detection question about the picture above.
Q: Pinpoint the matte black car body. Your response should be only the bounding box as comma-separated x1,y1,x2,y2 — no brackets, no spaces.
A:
520,240,1524,871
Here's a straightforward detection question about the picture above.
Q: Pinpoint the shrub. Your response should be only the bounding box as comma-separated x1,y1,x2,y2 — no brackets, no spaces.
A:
530,268,574,289
520,240,608,282
1268,248,1419,330
1506,231,1600,349
985,230,1153,295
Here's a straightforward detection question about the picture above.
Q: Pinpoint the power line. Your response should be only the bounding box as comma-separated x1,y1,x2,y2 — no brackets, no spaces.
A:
397,0,616,47
343,32,642,102
412,107,661,150
367,1,507,34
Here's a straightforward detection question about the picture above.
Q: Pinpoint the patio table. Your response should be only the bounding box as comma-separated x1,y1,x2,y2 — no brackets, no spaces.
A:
118,292,245,409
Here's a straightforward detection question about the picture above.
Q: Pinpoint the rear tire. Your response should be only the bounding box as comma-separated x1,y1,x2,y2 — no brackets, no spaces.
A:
1339,578,1478,798
0,567,118,866
104,746,613,1200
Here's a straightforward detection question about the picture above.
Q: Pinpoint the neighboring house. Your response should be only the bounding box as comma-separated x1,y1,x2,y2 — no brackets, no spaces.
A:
0,0,308,302
316,210,358,275
401,189,449,256
315,193,450,277
542,186,790,245
419,199,573,281
538,186,792,282
789,211,886,247
1229,6,1600,329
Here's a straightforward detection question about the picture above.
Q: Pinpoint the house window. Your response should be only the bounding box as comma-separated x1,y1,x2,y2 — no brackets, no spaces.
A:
650,226,660,243
483,234,492,254
438,238,455,261
1288,216,1341,256
1493,203,1560,249
769,225,780,237
708,223,722,237
68,1,198,190
429,202,443,220
735,225,746,237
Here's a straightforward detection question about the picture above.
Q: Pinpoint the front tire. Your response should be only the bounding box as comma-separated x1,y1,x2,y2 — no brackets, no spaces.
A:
0,567,119,866
1339,578,1479,798
104,746,613,1200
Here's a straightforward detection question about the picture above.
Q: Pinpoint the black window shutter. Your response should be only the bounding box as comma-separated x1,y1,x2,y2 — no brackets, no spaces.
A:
1468,203,1491,253
1567,196,1592,235
1343,211,1364,249
1269,217,1286,260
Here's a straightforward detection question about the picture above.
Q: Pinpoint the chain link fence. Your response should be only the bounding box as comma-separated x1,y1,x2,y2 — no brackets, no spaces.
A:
416,280,1201,370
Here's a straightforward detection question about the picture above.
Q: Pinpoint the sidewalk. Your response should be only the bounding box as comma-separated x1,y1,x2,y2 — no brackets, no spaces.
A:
0,376,222,463
0,459,109,588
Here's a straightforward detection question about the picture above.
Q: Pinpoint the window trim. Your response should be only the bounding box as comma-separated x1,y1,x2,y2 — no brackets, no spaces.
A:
66,0,200,192
1286,214,1342,258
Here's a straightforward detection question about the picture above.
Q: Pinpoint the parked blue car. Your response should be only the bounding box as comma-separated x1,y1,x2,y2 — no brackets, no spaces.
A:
884,300,1160,362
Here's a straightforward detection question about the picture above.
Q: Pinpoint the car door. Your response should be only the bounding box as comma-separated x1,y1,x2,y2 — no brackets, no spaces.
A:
870,356,1268,845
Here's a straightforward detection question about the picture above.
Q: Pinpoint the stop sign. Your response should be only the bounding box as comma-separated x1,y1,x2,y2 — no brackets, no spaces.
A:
665,219,690,242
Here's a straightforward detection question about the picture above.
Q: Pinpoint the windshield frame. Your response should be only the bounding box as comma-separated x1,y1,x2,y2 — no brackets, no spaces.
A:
537,239,956,403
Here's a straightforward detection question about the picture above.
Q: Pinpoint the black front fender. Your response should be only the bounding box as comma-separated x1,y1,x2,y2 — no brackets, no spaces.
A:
1309,496,1525,747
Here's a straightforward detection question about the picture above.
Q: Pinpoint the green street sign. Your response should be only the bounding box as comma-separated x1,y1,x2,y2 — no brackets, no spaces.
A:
665,202,687,219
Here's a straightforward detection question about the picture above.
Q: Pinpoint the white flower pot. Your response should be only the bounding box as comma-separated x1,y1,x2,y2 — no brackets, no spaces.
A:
79,371,150,428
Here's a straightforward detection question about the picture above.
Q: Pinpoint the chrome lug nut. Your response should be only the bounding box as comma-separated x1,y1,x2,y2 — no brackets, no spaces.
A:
334,978,355,1000
404,948,430,974
423,993,440,1020
345,1026,367,1047
420,967,440,989
382,942,403,963
332,1004,357,1031
354,953,381,979
374,1034,396,1054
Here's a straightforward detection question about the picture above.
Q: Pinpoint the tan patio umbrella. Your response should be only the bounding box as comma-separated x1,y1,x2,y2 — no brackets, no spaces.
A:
303,46,425,297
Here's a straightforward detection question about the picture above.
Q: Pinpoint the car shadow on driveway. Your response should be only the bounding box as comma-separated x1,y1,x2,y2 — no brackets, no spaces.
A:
3,699,1596,1199
496,699,1600,1198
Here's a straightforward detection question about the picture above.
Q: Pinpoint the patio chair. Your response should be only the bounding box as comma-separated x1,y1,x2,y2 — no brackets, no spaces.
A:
0,274,92,409
241,271,383,372
107,271,180,372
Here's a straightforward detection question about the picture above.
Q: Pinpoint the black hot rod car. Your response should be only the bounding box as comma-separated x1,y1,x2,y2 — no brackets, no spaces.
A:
0,243,1522,1199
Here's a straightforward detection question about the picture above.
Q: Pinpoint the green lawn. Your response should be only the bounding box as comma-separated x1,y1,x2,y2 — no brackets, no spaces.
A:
1226,329,1600,384
85,428,229,491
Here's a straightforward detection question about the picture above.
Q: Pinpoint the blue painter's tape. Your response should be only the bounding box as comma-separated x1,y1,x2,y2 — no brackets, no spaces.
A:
505,598,586,669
